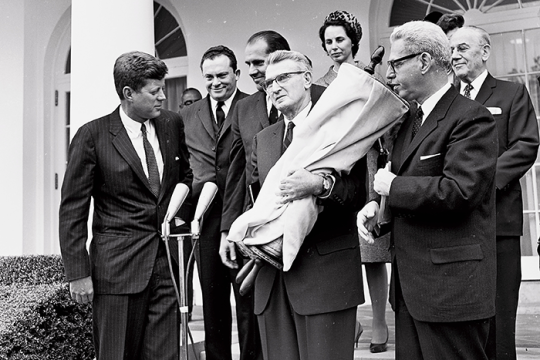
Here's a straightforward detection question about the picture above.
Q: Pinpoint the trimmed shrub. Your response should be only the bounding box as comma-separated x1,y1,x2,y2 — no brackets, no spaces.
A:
0,255,94,359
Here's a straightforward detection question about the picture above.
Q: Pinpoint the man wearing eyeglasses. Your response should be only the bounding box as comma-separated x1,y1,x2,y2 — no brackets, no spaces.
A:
358,21,498,359
450,26,539,360
220,31,325,271
247,50,367,360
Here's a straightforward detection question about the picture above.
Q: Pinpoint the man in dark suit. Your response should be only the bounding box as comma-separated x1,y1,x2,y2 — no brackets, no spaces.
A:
219,31,325,268
248,50,366,360
59,51,193,360
358,21,498,359
180,45,259,360
450,26,539,360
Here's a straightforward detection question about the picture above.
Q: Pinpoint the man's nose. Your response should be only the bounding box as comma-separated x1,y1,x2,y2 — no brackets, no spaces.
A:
158,88,166,100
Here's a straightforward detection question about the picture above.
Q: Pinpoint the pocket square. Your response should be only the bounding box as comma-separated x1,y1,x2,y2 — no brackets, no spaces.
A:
487,107,502,115
420,153,441,160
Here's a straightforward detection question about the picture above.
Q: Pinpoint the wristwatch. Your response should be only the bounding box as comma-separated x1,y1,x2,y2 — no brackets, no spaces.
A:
316,174,332,197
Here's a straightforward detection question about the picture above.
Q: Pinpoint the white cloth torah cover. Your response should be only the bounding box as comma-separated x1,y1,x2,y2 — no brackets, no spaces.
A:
228,63,409,271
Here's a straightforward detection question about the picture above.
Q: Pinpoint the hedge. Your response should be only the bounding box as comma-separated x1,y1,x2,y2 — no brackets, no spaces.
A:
0,255,94,360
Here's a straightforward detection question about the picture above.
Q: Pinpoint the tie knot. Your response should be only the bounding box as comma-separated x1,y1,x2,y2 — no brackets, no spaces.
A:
287,121,295,130
141,123,147,135
217,101,225,109
463,83,473,98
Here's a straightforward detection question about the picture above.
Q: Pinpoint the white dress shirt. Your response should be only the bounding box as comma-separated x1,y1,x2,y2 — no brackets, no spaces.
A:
119,106,164,180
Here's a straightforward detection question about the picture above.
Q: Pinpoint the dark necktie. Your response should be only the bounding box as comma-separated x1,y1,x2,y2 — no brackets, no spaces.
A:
283,121,295,151
268,105,279,125
411,105,423,139
216,101,225,128
141,123,160,196
463,83,473,99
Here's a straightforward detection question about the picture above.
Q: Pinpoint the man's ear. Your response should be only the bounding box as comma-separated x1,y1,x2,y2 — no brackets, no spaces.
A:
481,43,491,63
303,71,313,89
419,52,433,75
234,69,241,80
123,86,134,101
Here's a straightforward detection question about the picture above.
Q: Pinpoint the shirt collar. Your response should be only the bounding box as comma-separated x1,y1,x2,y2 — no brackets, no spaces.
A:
284,101,312,127
419,83,452,123
460,70,488,99
209,88,237,117
119,106,152,137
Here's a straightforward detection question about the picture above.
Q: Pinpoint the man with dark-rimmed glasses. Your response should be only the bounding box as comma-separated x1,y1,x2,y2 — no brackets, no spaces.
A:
358,20,498,359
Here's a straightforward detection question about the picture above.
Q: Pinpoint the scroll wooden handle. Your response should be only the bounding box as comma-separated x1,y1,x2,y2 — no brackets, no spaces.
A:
239,259,264,296
236,258,256,284
364,45,385,75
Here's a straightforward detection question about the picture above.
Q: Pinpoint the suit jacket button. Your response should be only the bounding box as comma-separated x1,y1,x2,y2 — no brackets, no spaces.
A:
211,146,216,151
216,166,221,171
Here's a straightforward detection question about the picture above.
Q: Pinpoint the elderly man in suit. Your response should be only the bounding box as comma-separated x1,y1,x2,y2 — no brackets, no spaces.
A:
180,45,260,360
219,31,325,268
248,50,366,360
450,26,539,360
59,51,193,360
358,21,499,359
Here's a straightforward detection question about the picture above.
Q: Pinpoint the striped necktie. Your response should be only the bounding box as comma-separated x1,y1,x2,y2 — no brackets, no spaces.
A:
283,121,295,152
141,123,160,196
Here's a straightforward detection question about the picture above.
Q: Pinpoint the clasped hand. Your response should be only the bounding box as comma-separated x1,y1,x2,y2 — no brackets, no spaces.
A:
276,168,321,205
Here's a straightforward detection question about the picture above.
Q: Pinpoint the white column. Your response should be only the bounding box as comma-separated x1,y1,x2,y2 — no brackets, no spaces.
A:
71,0,155,134
0,1,24,255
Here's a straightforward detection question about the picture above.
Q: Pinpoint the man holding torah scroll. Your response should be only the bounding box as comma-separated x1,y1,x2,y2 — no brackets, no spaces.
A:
227,50,409,360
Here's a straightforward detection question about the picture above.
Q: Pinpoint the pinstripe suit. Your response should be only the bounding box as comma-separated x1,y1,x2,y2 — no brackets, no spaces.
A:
59,107,192,359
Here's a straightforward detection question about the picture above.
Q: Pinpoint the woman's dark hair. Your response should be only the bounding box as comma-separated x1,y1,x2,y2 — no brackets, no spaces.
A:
318,11,362,57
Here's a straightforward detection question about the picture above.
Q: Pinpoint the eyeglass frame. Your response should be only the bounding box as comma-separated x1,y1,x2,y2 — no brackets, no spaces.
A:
387,52,423,73
262,71,307,91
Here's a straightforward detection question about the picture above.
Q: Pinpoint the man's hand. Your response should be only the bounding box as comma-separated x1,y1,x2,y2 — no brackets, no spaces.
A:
276,168,322,205
374,168,396,196
357,201,380,244
219,232,238,269
69,276,94,304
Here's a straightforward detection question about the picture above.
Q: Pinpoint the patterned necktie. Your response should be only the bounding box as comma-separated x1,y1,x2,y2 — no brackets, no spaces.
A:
268,105,279,125
283,121,295,152
216,101,225,128
463,83,473,99
411,105,423,139
141,123,160,196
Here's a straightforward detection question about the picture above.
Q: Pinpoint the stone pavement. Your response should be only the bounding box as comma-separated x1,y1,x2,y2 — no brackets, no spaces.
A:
187,300,539,360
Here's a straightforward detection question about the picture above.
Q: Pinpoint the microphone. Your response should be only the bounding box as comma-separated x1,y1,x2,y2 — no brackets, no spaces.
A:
162,183,190,238
191,182,218,239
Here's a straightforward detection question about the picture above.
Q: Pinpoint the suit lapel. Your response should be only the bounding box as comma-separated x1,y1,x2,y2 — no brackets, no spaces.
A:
474,73,496,105
397,88,457,174
109,107,154,195
153,115,170,201
218,91,244,141
197,96,216,141
255,91,271,129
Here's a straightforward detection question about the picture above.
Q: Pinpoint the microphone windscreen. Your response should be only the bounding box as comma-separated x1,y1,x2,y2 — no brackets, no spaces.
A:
166,183,190,222
194,182,218,221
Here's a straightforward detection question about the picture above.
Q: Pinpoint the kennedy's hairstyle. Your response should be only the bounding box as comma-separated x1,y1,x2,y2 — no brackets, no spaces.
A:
113,51,168,100
266,50,313,73
247,30,291,53
200,45,238,71
390,21,451,71
436,13,464,35
461,26,491,46
318,10,363,57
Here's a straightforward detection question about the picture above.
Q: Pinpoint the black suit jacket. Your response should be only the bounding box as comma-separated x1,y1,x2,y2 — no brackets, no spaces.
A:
468,74,539,236
59,107,193,294
389,86,498,322
221,85,325,232
250,119,366,316
181,91,248,215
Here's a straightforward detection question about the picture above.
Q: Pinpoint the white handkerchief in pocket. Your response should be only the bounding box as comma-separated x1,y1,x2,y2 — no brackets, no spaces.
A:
420,153,441,160
487,107,502,115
